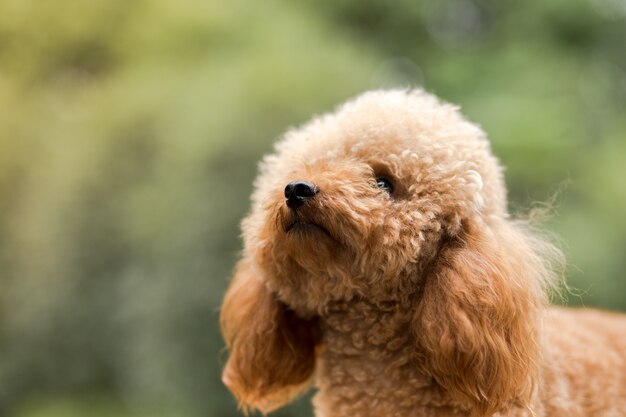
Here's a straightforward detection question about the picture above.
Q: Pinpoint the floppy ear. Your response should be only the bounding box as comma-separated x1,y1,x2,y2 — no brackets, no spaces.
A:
220,259,320,414
413,218,558,416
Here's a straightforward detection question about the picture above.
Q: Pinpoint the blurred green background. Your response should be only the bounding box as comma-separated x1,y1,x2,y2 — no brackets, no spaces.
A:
0,0,624,416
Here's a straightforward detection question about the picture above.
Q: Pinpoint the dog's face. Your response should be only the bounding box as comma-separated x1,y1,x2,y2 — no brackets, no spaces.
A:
242,90,507,313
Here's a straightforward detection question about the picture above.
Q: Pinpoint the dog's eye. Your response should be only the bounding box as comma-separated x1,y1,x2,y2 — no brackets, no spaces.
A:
376,177,394,194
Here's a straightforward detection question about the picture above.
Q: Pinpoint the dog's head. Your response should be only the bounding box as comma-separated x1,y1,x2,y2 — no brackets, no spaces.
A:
221,90,560,415
243,90,507,312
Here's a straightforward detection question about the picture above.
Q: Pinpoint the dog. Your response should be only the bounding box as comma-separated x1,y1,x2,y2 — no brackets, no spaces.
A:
220,90,626,416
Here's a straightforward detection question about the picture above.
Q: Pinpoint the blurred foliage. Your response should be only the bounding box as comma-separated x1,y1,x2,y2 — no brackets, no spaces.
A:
0,0,624,416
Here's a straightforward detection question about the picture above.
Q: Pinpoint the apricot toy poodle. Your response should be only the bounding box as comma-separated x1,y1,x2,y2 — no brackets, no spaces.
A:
220,90,626,417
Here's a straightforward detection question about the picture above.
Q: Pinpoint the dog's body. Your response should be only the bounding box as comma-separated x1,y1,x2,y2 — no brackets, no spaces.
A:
317,304,626,417
220,90,626,416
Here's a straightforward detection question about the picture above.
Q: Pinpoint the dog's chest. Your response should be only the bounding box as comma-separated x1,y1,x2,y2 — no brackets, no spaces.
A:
312,301,462,417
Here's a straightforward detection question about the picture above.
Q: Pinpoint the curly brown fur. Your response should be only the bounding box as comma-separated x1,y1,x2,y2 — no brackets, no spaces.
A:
220,90,626,417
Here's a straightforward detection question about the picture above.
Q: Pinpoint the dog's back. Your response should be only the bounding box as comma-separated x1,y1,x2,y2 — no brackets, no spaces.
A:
534,307,626,416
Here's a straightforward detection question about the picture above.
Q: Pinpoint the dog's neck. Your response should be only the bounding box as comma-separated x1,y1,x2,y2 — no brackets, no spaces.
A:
313,298,465,417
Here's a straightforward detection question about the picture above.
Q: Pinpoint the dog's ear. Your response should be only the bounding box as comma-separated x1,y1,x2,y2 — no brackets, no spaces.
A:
220,259,320,414
413,218,558,416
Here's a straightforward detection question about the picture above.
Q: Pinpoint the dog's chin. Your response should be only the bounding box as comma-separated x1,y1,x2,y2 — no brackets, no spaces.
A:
286,221,331,237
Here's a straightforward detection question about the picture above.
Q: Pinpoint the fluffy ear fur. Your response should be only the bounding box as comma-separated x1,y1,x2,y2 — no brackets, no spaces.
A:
220,259,320,414
413,218,559,417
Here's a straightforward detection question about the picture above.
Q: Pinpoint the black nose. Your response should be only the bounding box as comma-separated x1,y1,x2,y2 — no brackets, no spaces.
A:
284,181,318,210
